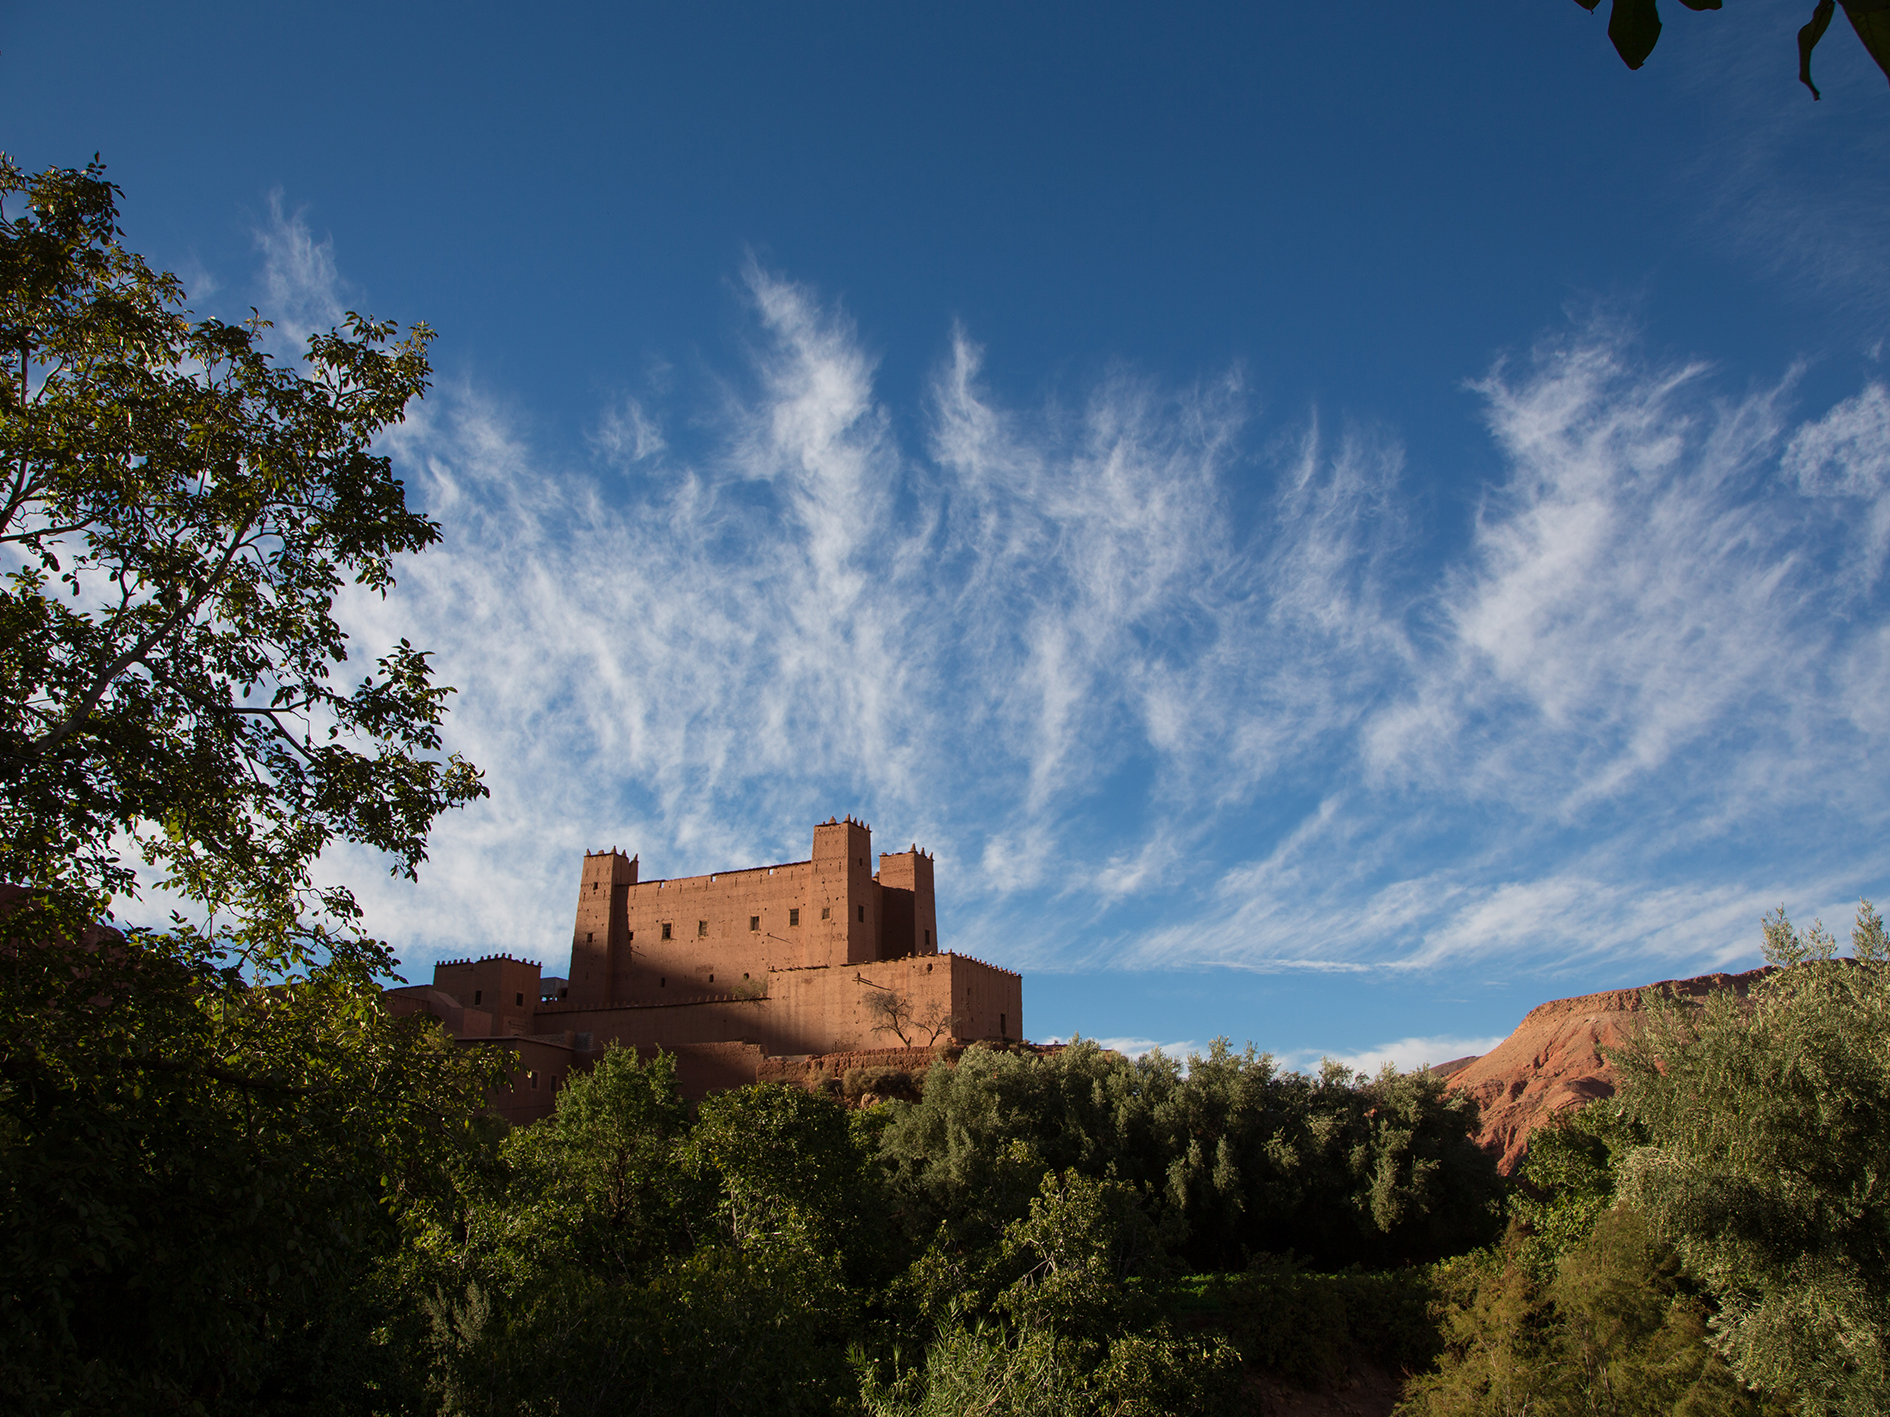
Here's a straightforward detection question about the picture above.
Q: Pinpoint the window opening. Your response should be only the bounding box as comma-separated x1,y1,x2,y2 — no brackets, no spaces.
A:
515,992,524,1006
789,908,800,926
697,920,707,937
1000,1014,1007,1038
858,905,865,923
749,915,760,931
661,923,672,941
821,906,831,920
924,929,931,947
473,990,482,1005
709,973,714,983
529,1071,538,1089
627,930,634,942
660,977,666,988
586,932,593,943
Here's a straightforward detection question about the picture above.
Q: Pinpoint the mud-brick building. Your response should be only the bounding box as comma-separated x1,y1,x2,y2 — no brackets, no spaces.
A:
383,816,1023,1114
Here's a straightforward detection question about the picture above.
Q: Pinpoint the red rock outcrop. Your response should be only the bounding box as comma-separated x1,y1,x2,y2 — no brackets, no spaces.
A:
1448,967,1770,1174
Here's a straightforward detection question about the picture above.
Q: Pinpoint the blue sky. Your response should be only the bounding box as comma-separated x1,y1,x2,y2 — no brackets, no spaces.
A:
8,1,1890,1068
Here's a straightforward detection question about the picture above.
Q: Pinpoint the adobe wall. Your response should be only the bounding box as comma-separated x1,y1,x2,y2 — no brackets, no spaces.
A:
629,1040,768,1098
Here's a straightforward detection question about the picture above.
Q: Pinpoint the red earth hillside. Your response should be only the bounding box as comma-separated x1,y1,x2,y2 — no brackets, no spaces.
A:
1445,966,1770,1174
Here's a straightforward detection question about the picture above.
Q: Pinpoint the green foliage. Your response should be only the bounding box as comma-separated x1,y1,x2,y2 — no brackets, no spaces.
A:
0,154,483,957
860,1169,1242,1417
0,925,503,1413
857,1320,1241,1417
1398,1208,1771,1417
407,1062,884,1417
877,1037,1502,1272
1510,1101,1649,1275
1168,1262,1439,1388
1613,903,1890,1414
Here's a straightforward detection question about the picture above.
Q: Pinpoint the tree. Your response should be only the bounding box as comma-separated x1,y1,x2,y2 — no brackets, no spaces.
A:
0,153,484,960
1568,0,1889,101
1612,902,1890,1414
0,156,497,1414
864,981,959,1047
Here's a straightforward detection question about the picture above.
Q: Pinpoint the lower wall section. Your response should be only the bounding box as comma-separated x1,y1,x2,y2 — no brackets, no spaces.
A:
536,951,1023,1062
631,1040,766,1098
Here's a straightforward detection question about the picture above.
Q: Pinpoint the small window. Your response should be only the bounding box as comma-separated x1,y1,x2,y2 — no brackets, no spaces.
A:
709,973,715,983
821,906,831,920
559,987,568,999
627,930,634,942
858,905,865,923
743,972,750,979
749,915,760,931
697,920,707,937
473,989,482,1005
529,1071,539,1090
924,928,931,946
660,977,666,987
789,908,800,927
1000,1013,1007,1038
586,931,594,943
515,992,524,1006
592,882,598,892
661,923,672,941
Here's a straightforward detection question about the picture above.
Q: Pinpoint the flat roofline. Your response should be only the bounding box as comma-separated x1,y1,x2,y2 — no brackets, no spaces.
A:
636,857,814,887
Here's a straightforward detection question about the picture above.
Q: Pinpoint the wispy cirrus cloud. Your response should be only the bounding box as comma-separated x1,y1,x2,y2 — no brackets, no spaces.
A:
236,203,1890,987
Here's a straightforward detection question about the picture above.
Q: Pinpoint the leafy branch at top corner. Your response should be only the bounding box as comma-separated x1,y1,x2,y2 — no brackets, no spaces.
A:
1569,0,1890,101
0,152,486,956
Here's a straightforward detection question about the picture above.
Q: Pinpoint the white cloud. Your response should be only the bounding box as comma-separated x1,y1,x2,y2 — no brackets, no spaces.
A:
592,396,667,465
230,217,1890,993
1281,1034,1508,1077
251,193,347,354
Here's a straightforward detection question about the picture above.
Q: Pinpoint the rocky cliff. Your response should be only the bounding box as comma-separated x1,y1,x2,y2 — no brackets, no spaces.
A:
1447,966,1770,1173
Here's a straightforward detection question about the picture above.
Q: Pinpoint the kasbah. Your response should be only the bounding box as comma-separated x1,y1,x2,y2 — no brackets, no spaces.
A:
384,816,1027,1121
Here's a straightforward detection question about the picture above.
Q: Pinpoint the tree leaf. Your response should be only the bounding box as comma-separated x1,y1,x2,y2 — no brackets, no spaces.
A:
1609,0,1663,68
1842,0,1890,88
1802,0,1839,98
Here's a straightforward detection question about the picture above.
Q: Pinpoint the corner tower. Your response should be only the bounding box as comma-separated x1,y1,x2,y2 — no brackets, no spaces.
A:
568,849,636,1007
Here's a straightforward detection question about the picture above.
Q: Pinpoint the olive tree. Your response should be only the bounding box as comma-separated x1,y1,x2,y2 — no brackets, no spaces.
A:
1614,903,1890,1414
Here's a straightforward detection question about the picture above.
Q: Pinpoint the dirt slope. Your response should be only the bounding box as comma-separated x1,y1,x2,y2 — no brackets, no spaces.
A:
1447,966,1769,1173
